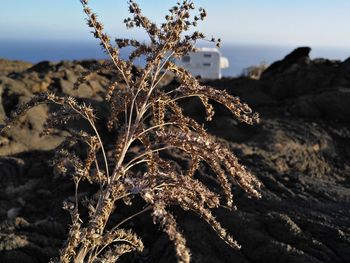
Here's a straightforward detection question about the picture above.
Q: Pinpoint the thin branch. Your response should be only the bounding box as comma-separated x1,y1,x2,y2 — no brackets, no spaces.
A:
134,122,176,139
112,205,151,232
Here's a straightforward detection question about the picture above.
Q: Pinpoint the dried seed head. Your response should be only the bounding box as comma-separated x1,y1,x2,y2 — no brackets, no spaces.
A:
7,1,262,262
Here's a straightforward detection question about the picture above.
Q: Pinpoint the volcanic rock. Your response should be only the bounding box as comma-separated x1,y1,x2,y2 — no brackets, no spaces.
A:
0,49,349,263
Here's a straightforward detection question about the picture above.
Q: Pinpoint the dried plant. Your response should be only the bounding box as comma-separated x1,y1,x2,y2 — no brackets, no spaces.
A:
2,0,261,262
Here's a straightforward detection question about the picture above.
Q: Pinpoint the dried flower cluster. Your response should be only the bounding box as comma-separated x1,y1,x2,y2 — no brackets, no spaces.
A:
2,1,261,262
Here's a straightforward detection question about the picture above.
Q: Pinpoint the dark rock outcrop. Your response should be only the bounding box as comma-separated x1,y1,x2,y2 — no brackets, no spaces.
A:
261,47,312,80
207,47,350,122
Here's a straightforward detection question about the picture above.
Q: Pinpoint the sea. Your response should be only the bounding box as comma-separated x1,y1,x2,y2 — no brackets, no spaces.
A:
1,39,350,77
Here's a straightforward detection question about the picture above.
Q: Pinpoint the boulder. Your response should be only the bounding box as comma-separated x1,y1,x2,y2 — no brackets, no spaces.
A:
260,47,311,80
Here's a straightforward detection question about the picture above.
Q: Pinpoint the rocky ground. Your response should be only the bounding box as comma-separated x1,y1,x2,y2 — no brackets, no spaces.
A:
0,48,349,263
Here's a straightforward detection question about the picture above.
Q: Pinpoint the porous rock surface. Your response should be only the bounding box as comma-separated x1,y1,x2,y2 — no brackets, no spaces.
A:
0,48,349,263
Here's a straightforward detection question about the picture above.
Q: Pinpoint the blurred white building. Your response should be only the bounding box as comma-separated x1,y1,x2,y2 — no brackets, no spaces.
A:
175,48,229,80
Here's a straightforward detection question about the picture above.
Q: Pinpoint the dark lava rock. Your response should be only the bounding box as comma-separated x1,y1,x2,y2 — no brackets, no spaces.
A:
0,51,350,263
260,47,311,80
341,57,350,72
27,61,56,74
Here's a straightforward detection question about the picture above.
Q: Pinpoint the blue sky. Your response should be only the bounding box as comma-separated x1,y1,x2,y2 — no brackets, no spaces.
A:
1,0,350,48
